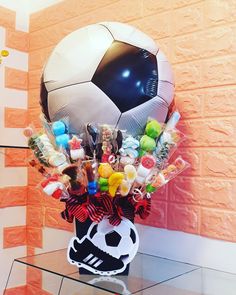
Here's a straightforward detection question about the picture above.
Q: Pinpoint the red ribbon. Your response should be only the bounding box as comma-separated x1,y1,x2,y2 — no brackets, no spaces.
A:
61,192,151,225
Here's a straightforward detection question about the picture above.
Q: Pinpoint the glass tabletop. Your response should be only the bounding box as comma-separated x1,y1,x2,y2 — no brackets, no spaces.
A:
15,249,199,294
134,267,236,295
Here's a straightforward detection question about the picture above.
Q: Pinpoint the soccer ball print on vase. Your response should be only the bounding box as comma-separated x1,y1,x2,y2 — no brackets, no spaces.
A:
25,22,189,276
69,217,139,275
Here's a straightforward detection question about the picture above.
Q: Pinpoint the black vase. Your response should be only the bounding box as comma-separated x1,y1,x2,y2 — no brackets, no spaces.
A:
75,218,130,275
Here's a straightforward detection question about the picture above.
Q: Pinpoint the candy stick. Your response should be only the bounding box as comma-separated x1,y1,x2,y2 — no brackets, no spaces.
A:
24,126,69,169
120,179,131,197
84,160,98,195
135,155,156,185
108,172,124,197
119,136,139,166
98,163,113,192
61,164,85,193
154,112,183,169
101,125,113,163
87,123,99,158
41,174,70,199
124,164,137,183
52,120,69,149
68,135,85,160
119,165,137,196
146,156,190,193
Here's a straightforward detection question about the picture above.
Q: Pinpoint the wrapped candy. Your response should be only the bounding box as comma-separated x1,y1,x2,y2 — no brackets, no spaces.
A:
68,135,85,160
119,136,139,165
124,164,137,183
98,163,113,192
24,126,69,170
119,165,137,196
84,160,98,195
40,116,70,150
36,134,68,168
40,174,70,199
135,155,156,185
155,129,185,169
86,123,100,158
145,119,162,139
146,156,190,193
119,179,131,196
108,172,124,197
98,177,109,192
139,119,162,155
52,120,69,149
98,163,113,178
61,164,85,193
154,111,183,169
101,125,114,163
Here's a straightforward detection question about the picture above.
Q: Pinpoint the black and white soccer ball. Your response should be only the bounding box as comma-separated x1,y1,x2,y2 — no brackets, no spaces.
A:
88,217,139,266
40,22,174,136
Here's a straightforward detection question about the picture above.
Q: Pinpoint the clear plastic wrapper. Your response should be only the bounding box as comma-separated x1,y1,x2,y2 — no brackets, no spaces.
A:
146,156,190,193
138,118,164,156
119,135,139,166
68,135,85,161
40,173,70,200
155,128,186,169
100,124,114,163
85,123,100,158
24,125,70,170
83,159,98,195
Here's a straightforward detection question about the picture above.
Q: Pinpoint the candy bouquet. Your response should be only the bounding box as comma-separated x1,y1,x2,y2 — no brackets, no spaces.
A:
24,110,188,227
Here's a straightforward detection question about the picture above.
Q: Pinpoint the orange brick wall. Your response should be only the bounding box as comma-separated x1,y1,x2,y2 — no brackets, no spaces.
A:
0,5,27,294
28,0,236,243
0,4,53,294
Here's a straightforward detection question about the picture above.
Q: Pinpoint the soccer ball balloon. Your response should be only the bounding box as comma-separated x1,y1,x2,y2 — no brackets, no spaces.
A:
88,217,139,266
40,22,174,136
